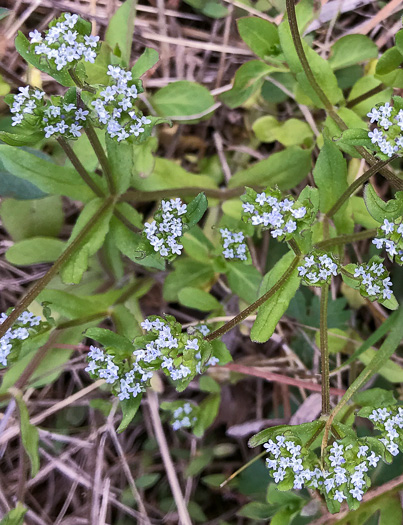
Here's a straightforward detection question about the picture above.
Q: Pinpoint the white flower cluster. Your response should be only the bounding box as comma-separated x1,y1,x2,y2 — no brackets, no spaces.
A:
353,258,393,301
8,86,88,139
298,252,339,286
369,406,403,458
0,311,42,367
242,188,309,241
263,418,403,503
372,219,403,265
220,228,248,261
171,402,197,431
28,13,99,71
9,86,45,127
91,65,151,142
143,198,187,259
367,102,403,157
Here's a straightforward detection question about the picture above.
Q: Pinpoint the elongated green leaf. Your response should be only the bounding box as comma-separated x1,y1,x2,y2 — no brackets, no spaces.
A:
132,157,217,192
0,196,64,241
182,226,214,263
337,128,374,150
0,130,44,147
376,47,403,76
117,395,142,432
278,19,343,107
105,0,137,65
11,390,40,477
131,47,159,77
364,184,403,222
151,81,215,119
110,218,165,270
0,503,27,525
163,258,215,302
85,327,135,354
0,145,95,202
227,262,262,304
186,193,208,229
193,394,221,437
6,237,65,265
335,307,403,409
228,147,311,191
106,136,132,194
220,60,272,108
250,251,301,342
61,198,113,284
178,287,221,312
15,32,74,86
253,116,313,147
329,35,377,70
237,17,280,59
313,139,353,234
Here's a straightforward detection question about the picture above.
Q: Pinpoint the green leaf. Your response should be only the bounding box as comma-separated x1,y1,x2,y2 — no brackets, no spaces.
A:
253,116,313,146
249,420,323,448
336,128,375,150
106,135,132,194
0,170,46,199
193,394,221,437
211,339,232,365
61,198,113,284
278,19,343,107
226,261,262,304
329,35,377,70
132,157,217,192
395,29,403,57
182,226,214,263
334,307,403,410
6,237,65,265
38,288,121,319
12,390,40,477
220,60,272,108
163,258,215,302
267,483,303,505
354,388,396,408
186,193,208,229
132,137,157,178
131,47,159,77
85,327,135,354
237,17,280,59
110,218,165,270
0,145,95,202
151,81,215,119
117,394,142,432
364,184,403,222
313,139,354,234
250,251,301,342
183,0,228,18
0,130,44,147
0,196,64,241
351,196,379,229
376,46,403,76
238,502,277,520
178,287,221,311
105,0,137,65
199,375,221,393
0,503,27,525
229,147,311,191
359,346,403,383
15,32,74,86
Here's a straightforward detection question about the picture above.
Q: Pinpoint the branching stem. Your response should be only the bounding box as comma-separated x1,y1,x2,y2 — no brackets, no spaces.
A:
315,229,377,249
206,255,300,342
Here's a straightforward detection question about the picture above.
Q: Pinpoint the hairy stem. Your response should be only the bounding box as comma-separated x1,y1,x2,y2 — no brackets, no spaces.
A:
320,283,330,415
325,157,395,219
206,255,300,342
346,84,386,109
285,0,403,191
315,229,377,249
0,197,114,340
84,125,116,195
57,137,104,197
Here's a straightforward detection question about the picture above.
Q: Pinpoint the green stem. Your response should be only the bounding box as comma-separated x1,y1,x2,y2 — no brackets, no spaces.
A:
0,197,114,340
121,187,245,203
285,0,403,191
206,255,300,342
325,157,395,219
315,229,377,249
220,450,267,488
288,238,301,256
84,125,116,195
320,283,330,416
346,84,385,109
57,137,104,198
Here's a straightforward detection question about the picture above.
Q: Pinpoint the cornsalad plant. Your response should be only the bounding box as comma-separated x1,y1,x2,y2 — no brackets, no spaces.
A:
1,0,403,522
